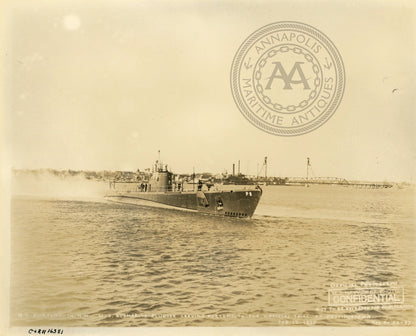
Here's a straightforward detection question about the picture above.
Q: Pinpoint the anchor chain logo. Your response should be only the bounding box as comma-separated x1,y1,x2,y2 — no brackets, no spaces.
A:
265,62,310,90
231,21,345,136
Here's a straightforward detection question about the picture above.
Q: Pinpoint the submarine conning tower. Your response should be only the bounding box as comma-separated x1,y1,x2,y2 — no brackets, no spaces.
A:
149,160,173,192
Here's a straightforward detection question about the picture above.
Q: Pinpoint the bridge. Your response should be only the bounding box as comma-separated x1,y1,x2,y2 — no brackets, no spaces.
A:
286,177,393,189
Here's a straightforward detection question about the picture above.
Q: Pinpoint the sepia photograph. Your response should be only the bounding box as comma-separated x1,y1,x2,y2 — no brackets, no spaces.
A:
1,0,415,335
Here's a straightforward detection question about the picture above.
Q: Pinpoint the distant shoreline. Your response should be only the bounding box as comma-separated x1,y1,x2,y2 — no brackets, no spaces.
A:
11,168,414,187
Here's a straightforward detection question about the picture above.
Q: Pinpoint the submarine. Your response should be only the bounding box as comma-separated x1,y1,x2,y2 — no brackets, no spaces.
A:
106,159,262,218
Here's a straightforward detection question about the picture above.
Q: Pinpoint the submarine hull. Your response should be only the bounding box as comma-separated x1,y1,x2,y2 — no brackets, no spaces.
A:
106,189,262,218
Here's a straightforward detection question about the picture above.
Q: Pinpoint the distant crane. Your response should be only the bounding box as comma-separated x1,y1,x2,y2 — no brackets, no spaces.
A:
257,156,268,179
306,157,316,187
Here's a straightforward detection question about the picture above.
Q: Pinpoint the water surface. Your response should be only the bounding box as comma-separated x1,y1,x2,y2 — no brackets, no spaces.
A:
10,184,416,326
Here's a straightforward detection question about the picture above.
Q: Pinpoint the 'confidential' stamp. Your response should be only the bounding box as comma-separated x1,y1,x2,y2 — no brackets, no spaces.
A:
230,21,345,136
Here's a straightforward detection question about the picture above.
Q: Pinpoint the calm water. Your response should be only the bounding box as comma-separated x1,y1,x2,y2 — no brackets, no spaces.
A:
10,184,416,327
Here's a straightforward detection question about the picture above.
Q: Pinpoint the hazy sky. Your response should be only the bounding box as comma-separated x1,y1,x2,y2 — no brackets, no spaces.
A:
3,0,416,181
